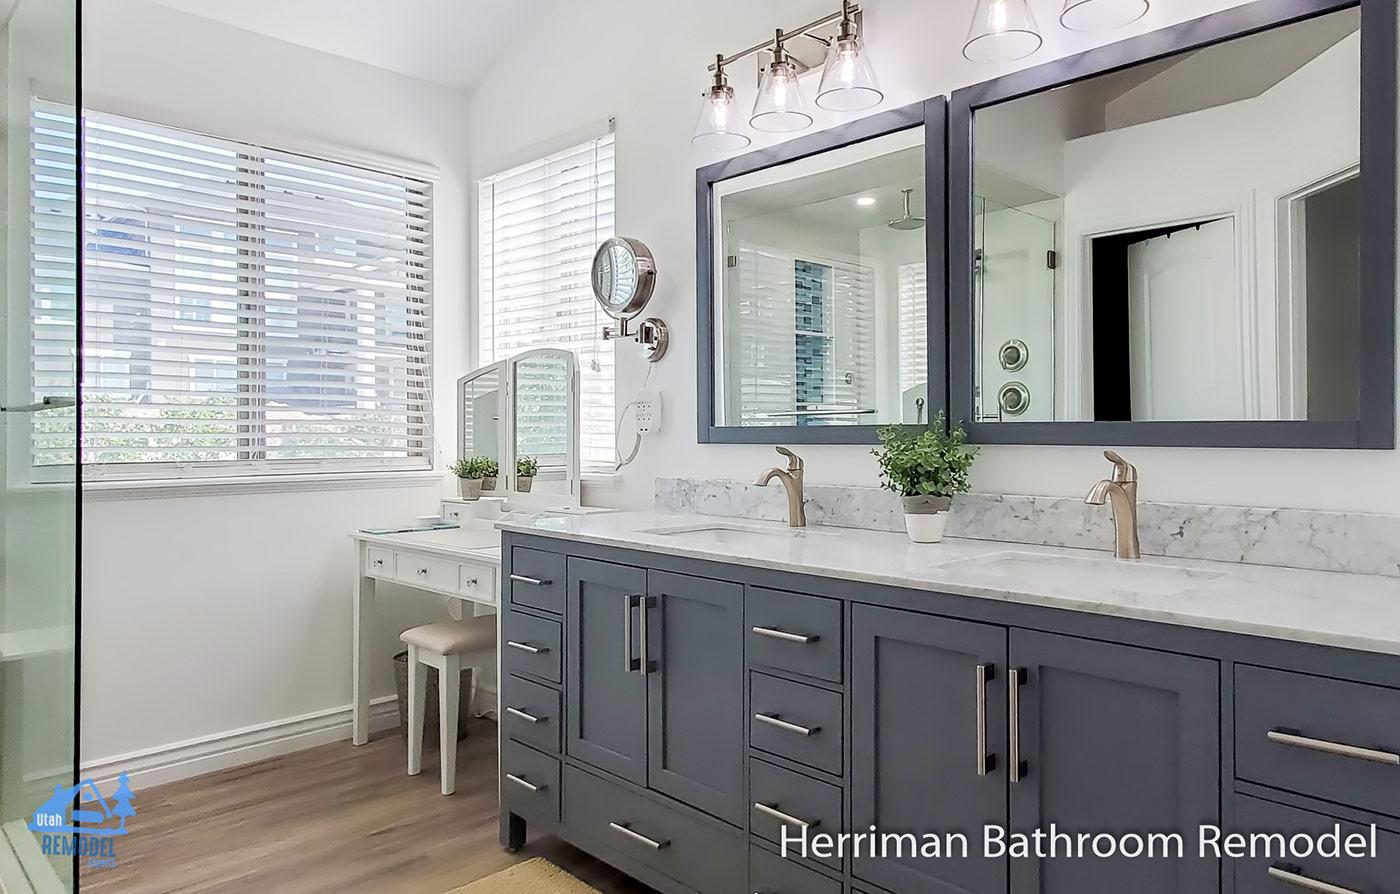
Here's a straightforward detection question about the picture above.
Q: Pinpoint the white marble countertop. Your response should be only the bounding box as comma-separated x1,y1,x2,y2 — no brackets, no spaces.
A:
499,510,1400,657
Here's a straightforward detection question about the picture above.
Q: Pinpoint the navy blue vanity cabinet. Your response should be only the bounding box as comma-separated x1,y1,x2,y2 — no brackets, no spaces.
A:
566,557,650,784
1007,631,1220,894
851,604,1010,894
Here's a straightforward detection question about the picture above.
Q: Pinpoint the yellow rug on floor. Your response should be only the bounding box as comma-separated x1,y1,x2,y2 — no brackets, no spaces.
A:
446,858,603,894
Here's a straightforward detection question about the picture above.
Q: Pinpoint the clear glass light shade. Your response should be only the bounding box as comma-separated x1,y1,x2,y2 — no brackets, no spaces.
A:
750,61,813,133
692,84,751,152
1060,0,1149,31
815,36,884,112
963,0,1043,63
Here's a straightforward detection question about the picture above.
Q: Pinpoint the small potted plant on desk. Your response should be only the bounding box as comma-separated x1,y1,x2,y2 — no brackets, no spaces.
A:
479,458,500,492
516,456,538,493
451,457,493,500
874,413,978,544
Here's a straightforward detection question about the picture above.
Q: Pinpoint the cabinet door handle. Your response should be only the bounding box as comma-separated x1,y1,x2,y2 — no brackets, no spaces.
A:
506,641,547,655
754,713,818,736
976,663,995,776
639,595,655,674
1266,730,1400,766
1008,666,1025,783
504,773,544,793
754,802,819,831
510,573,551,586
609,822,669,850
1267,865,1363,894
624,594,640,673
505,707,544,724
751,626,818,644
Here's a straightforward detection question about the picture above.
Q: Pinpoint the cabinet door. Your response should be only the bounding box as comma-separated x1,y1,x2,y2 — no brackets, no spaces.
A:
851,604,1009,894
566,557,649,785
645,570,745,825
1007,630,1219,894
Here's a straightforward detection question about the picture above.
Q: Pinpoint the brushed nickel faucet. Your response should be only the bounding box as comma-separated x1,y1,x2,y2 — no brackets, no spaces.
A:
1084,450,1141,560
756,446,806,528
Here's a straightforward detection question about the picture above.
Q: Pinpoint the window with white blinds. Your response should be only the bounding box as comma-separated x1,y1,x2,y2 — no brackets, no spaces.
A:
898,261,928,401
478,133,614,475
48,110,434,480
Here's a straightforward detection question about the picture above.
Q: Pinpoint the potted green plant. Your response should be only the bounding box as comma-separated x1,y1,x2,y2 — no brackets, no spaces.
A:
516,456,538,493
873,413,978,543
479,457,500,492
451,457,494,500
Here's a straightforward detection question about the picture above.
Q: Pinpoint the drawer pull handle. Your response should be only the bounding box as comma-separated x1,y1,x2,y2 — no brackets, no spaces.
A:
1009,667,1026,783
416,568,429,576
1267,730,1400,766
1267,865,1363,894
753,713,817,736
371,559,384,568
510,573,551,586
504,773,544,793
751,626,818,644
506,641,548,655
505,707,544,724
754,802,818,831
608,822,669,850
463,578,479,588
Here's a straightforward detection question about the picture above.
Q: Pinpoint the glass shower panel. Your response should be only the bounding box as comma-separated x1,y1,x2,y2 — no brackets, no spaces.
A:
0,0,79,890
973,197,1057,421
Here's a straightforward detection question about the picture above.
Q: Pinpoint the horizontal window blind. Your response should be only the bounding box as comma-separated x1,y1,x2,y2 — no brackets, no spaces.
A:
898,261,928,412
479,133,614,475
59,110,433,478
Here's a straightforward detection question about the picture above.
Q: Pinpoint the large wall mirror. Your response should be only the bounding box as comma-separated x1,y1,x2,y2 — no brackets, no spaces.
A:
950,0,1396,448
697,100,947,443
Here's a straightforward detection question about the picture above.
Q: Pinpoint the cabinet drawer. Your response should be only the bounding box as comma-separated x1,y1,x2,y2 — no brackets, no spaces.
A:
562,765,744,894
509,547,566,614
365,547,393,577
458,565,496,603
1231,795,1400,894
501,674,561,753
749,757,843,871
750,673,843,776
747,587,843,683
502,611,562,684
749,844,842,894
394,552,458,592
1236,665,1400,818
501,740,560,824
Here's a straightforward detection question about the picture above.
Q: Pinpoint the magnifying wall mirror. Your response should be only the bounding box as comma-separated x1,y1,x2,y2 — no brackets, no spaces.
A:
949,0,1396,448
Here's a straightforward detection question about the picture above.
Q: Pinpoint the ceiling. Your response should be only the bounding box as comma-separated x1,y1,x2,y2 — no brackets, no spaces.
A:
142,0,545,90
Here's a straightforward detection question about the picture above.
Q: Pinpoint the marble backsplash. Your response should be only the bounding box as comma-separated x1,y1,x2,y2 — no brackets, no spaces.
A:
654,477,1400,577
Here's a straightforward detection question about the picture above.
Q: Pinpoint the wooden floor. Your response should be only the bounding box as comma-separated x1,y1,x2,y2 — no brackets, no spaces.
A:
80,722,656,894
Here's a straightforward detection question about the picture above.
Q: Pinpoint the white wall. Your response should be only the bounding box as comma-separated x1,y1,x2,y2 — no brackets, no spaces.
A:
466,0,1400,515
80,0,471,774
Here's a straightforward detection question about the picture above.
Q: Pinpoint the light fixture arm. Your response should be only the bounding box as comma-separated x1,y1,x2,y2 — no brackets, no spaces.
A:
706,3,863,71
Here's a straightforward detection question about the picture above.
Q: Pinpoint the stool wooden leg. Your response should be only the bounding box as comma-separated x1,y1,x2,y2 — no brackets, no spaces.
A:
406,645,425,776
439,653,460,795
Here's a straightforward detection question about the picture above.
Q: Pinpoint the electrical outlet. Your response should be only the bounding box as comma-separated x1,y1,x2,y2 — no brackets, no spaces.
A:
634,389,662,434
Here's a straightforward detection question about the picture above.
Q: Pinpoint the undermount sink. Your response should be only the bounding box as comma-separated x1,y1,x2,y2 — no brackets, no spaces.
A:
639,522,833,546
937,551,1228,597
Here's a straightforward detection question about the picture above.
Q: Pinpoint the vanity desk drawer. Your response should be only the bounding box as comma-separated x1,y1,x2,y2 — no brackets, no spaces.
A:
1231,795,1400,894
393,552,458,592
1236,665,1400,818
746,587,843,683
750,672,843,776
457,565,496,604
502,674,561,753
509,547,566,614
364,547,393,576
749,757,843,871
502,611,562,684
749,844,842,894
501,740,560,824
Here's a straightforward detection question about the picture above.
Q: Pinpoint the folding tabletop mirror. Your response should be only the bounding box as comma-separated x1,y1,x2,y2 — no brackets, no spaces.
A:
504,348,580,506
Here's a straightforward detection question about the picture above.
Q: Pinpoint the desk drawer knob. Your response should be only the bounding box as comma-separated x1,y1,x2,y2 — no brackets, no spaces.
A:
371,559,384,568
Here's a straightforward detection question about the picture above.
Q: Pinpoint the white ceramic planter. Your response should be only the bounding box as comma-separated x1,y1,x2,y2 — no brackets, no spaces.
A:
458,478,482,501
904,510,949,544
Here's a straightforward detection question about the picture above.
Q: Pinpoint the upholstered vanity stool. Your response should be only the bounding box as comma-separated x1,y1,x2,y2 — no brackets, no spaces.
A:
401,616,496,795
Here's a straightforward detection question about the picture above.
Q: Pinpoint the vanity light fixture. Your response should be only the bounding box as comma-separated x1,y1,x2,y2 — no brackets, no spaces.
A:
963,0,1044,63
692,55,752,152
815,0,884,112
751,29,814,133
1060,0,1150,31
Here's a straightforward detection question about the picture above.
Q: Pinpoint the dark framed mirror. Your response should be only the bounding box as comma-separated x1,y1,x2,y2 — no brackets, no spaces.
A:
949,0,1396,448
697,99,948,444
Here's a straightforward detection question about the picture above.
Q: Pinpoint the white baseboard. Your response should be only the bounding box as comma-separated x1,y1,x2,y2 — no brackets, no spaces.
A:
83,684,499,791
